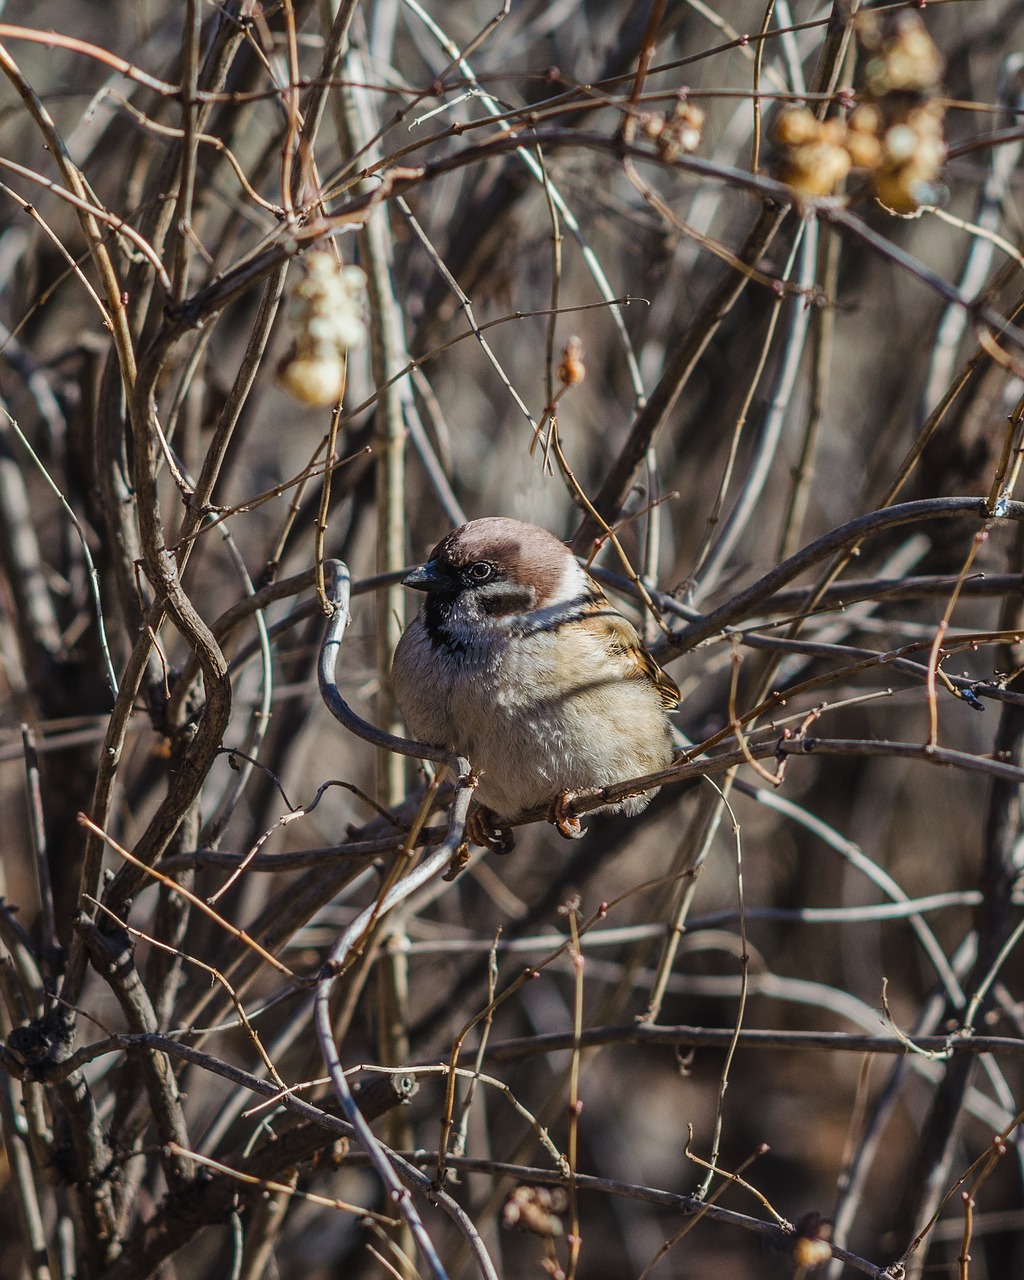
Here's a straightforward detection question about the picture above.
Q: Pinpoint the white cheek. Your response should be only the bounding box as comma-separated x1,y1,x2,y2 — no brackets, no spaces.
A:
553,554,588,603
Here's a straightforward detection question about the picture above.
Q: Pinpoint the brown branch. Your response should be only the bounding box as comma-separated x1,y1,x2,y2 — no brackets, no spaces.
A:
481,1023,1024,1064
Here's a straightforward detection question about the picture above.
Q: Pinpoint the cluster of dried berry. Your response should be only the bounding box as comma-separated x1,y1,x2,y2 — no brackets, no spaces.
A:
276,252,368,407
502,1184,568,1238
773,12,946,213
639,97,706,162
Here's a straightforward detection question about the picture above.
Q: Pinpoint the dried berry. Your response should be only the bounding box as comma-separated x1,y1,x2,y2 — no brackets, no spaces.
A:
557,336,586,388
779,140,852,198
773,12,946,210
874,101,946,213
644,99,705,160
502,1185,569,1237
276,252,367,407
773,107,819,148
858,12,945,96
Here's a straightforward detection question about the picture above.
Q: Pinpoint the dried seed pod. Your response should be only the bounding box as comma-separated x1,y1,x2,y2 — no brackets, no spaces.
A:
779,141,852,198
502,1185,568,1237
648,99,705,161
773,107,820,148
276,354,349,407
666,99,705,155
845,130,883,170
773,107,857,197
557,336,586,387
858,12,945,96
844,105,883,168
847,103,881,136
276,252,368,407
874,101,947,212
819,119,848,148
639,111,665,141
850,11,946,213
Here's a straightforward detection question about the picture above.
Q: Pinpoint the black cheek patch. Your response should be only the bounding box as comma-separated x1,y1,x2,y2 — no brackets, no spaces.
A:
477,583,535,616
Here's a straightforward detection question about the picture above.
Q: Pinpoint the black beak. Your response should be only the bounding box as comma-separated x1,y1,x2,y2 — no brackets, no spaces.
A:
402,560,450,593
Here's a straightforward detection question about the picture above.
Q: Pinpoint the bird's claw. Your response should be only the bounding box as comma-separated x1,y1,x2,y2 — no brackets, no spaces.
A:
548,790,585,840
465,805,516,854
443,842,472,881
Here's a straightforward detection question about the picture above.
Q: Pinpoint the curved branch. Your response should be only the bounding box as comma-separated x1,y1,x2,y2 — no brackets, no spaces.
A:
666,497,1023,654
314,559,479,1280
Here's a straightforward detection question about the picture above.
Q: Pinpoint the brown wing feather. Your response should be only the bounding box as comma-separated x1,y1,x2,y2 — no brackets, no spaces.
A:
599,608,680,711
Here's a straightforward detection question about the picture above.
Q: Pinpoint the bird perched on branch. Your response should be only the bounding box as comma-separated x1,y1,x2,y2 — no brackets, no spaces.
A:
392,517,679,849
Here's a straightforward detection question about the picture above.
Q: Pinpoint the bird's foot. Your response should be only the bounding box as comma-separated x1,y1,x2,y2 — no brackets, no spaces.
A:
443,842,472,881
547,790,586,840
465,805,516,854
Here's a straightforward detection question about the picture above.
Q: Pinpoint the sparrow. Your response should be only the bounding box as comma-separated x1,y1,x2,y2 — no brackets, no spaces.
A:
391,517,679,846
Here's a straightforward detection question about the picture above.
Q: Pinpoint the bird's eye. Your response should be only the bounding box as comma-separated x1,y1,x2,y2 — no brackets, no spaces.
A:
468,561,493,582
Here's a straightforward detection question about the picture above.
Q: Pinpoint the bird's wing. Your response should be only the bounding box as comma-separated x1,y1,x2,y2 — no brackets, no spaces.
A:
599,608,681,711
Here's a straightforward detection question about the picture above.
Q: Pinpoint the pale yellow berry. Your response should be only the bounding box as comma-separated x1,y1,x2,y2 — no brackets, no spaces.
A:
773,107,820,147
780,142,851,198
848,103,881,136
276,353,347,407
845,130,883,169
